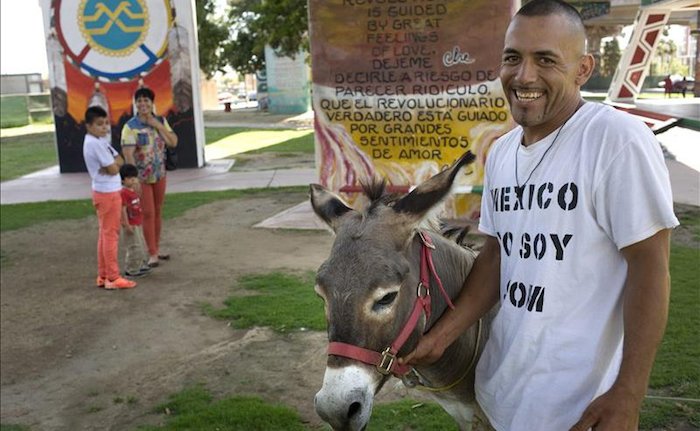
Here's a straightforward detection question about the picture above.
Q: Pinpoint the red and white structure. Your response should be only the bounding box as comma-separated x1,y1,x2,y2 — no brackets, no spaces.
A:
607,0,700,102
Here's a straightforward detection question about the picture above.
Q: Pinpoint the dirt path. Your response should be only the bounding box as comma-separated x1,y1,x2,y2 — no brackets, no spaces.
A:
0,191,350,430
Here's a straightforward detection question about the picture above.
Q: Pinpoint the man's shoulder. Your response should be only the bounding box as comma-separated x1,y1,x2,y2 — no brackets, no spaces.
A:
577,103,660,161
581,102,650,131
491,126,521,152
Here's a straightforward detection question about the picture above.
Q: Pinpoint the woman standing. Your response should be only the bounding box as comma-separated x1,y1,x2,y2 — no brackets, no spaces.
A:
121,87,178,267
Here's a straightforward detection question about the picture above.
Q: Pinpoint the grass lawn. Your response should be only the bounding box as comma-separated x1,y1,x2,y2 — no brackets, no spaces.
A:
203,271,325,332
0,131,57,181
0,187,306,233
204,127,313,159
137,385,456,430
137,386,306,431
641,243,700,428
0,127,313,182
241,132,314,154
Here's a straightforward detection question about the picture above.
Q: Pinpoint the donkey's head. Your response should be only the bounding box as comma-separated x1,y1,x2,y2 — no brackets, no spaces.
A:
310,152,475,431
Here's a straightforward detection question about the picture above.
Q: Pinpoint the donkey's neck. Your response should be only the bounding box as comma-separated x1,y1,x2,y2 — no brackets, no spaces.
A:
410,231,483,394
412,231,477,331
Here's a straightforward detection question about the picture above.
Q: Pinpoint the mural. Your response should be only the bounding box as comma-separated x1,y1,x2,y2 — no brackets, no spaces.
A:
308,0,517,218
264,46,310,115
41,0,204,172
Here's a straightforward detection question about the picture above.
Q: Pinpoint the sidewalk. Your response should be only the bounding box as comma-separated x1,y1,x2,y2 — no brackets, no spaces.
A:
0,161,317,204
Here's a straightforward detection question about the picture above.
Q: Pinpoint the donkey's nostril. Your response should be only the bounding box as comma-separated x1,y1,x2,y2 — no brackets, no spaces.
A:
347,401,362,419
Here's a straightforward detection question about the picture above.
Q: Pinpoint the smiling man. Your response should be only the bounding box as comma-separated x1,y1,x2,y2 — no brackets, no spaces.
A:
400,1,680,430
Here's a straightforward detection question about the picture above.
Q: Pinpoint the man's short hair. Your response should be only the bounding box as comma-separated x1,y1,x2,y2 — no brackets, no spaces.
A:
85,106,108,125
120,163,139,180
517,0,585,29
134,87,155,102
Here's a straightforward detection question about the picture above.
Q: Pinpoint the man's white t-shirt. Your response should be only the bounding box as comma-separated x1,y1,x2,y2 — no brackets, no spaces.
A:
477,102,679,431
83,134,121,193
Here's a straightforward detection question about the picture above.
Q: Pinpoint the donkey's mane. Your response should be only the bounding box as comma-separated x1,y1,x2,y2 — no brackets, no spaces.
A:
360,177,400,214
359,177,444,234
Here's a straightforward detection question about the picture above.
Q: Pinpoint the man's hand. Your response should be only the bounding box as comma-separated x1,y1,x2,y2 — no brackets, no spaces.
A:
569,385,641,431
398,333,445,367
572,229,672,431
400,235,502,368
123,225,134,234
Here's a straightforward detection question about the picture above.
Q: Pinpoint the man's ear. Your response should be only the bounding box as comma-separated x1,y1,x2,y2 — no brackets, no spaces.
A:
575,53,595,86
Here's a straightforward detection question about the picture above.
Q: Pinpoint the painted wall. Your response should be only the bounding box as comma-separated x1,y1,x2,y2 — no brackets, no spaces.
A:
309,0,518,218
264,46,310,115
40,0,205,172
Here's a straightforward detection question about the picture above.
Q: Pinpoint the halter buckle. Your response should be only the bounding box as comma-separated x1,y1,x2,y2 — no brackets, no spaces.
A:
417,231,436,249
417,282,430,298
377,347,396,375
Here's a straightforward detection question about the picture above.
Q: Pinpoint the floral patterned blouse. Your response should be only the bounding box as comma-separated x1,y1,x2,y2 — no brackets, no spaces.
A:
121,116,173,184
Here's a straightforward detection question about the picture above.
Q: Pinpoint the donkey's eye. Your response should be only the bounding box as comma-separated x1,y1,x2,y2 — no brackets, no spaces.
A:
373,292,398,311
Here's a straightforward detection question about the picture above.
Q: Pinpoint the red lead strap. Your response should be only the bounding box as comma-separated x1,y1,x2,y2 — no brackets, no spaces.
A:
327,231,455,377
419,232,455,312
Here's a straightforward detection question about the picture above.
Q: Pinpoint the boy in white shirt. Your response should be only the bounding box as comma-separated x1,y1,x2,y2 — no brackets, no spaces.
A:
82,106,136,290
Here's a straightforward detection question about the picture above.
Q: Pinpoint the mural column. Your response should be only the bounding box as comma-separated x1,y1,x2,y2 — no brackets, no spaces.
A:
40,0,205,172
308,0,517,219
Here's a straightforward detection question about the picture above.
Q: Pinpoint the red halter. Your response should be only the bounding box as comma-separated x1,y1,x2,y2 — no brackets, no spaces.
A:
327,231,456,376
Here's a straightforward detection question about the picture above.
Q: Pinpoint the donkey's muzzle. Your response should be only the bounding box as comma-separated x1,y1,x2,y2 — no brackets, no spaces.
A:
314,365,375,431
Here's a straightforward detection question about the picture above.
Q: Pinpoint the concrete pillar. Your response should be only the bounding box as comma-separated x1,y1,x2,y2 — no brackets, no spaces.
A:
608,8,671,102
586,25,623,76
694,11,700,97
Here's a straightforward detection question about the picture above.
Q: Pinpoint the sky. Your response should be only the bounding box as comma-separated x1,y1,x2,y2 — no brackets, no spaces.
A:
0,0,227,77
1,1,48,75
0,1,690,78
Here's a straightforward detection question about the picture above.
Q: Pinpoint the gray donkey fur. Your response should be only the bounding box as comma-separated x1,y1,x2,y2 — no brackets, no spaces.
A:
311,152,496,431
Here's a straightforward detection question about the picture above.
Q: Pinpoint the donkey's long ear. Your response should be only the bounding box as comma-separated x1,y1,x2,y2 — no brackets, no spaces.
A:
393,151,475,218
310,184,353,231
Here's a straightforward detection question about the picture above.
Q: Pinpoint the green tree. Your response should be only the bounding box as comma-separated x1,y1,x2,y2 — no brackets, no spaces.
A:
600,38,621,77
195,0,230,78
223,0,309,74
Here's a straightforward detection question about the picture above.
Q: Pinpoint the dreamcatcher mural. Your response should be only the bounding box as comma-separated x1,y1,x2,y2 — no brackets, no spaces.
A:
41,0,202,172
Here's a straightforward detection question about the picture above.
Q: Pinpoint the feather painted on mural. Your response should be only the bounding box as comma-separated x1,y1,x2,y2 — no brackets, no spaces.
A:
47,30,67,117
88,82,112,139
168,20,192,113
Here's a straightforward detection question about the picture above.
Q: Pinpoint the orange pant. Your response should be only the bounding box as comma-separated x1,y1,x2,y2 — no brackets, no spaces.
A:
141,178,167,256
93,191,122,280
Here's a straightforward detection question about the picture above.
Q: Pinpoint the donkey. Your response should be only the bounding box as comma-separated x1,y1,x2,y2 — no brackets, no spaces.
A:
310,152,495,431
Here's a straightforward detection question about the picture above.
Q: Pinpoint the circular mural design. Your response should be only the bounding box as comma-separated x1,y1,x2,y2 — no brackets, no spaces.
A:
54,0,172,80
78,0,149,57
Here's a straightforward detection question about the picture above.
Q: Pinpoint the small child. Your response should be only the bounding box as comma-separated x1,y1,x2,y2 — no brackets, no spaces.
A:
82,106,136,289
120,164,152,277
